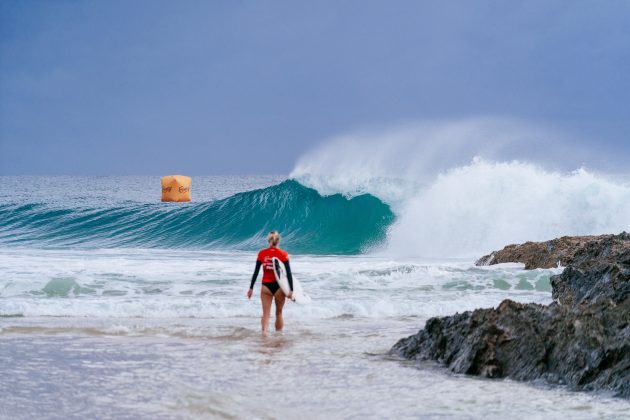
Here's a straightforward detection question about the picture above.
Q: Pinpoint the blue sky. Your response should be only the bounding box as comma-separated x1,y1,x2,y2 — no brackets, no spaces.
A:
1,0,629,175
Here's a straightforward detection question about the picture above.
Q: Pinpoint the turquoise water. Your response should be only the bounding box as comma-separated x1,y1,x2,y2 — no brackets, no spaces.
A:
0,178,393,254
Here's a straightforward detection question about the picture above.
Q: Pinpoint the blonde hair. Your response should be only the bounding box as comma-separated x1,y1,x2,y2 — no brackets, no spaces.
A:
267,230,281,247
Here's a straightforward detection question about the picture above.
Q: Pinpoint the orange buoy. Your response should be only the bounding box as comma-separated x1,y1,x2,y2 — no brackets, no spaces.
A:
161,175,191,202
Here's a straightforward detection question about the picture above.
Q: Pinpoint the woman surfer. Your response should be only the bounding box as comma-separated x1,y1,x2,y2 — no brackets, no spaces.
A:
248,231,294,335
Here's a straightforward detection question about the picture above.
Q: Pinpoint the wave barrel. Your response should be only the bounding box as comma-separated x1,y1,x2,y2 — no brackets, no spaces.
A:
161,175,191,202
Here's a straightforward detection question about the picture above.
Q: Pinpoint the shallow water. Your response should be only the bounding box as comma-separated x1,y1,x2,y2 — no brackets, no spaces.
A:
2,317,629,420
0,248,553,319
2,249,630,419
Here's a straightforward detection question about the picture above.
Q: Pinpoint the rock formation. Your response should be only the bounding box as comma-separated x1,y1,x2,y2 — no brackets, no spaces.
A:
475,234,628,270
392,233,630,398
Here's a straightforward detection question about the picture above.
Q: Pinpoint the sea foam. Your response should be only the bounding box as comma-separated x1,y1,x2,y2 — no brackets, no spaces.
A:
292,119,630,257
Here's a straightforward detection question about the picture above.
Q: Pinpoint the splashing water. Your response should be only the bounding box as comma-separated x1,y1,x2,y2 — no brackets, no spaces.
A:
292,119,630,257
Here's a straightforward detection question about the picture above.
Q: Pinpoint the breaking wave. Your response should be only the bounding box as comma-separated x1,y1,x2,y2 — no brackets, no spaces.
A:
0,180,394,254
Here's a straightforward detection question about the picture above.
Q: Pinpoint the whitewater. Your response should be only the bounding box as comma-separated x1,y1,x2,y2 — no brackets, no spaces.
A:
2,132,630,417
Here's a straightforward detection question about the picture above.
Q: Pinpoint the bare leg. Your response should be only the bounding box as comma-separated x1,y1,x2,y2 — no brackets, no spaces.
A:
274,291,286,331
260,286,273,336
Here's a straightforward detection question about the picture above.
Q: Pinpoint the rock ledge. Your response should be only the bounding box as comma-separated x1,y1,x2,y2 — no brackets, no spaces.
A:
392,233,630,398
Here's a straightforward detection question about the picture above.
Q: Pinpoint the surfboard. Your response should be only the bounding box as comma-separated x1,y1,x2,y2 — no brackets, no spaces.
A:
272,257,312,304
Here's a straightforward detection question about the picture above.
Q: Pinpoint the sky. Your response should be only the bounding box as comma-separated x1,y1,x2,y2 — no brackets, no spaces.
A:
1,0,629,175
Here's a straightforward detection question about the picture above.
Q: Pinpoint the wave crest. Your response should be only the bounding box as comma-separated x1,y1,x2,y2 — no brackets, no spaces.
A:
0,180,394,254
292,120,630,256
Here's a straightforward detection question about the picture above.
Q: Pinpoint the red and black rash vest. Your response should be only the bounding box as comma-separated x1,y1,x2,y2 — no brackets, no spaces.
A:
250,246,293,291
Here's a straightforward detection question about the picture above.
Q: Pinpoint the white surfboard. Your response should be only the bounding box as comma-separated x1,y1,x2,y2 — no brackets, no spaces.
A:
272,257,312,304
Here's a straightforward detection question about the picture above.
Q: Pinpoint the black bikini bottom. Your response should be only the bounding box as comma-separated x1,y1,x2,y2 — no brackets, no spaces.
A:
263,281,281,295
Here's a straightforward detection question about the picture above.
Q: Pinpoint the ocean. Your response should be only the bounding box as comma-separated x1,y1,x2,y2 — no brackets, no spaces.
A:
2,173,630,419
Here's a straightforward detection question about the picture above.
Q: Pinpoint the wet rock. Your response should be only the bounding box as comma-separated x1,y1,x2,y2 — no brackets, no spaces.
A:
391,299,630,398
394,233,630,398
551,233,630,305
475,233,630,270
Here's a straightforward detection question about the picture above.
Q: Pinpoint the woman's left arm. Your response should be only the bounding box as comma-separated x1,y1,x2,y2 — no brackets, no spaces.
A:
248,260,262,299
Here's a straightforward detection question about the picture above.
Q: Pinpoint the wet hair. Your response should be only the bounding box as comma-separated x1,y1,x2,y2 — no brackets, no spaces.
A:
267,230,281,246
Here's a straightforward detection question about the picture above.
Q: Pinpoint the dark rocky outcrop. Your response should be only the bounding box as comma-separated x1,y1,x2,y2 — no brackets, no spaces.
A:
475,233,629,270
392,299,630,397
392,233,630,398
550,233,630,306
